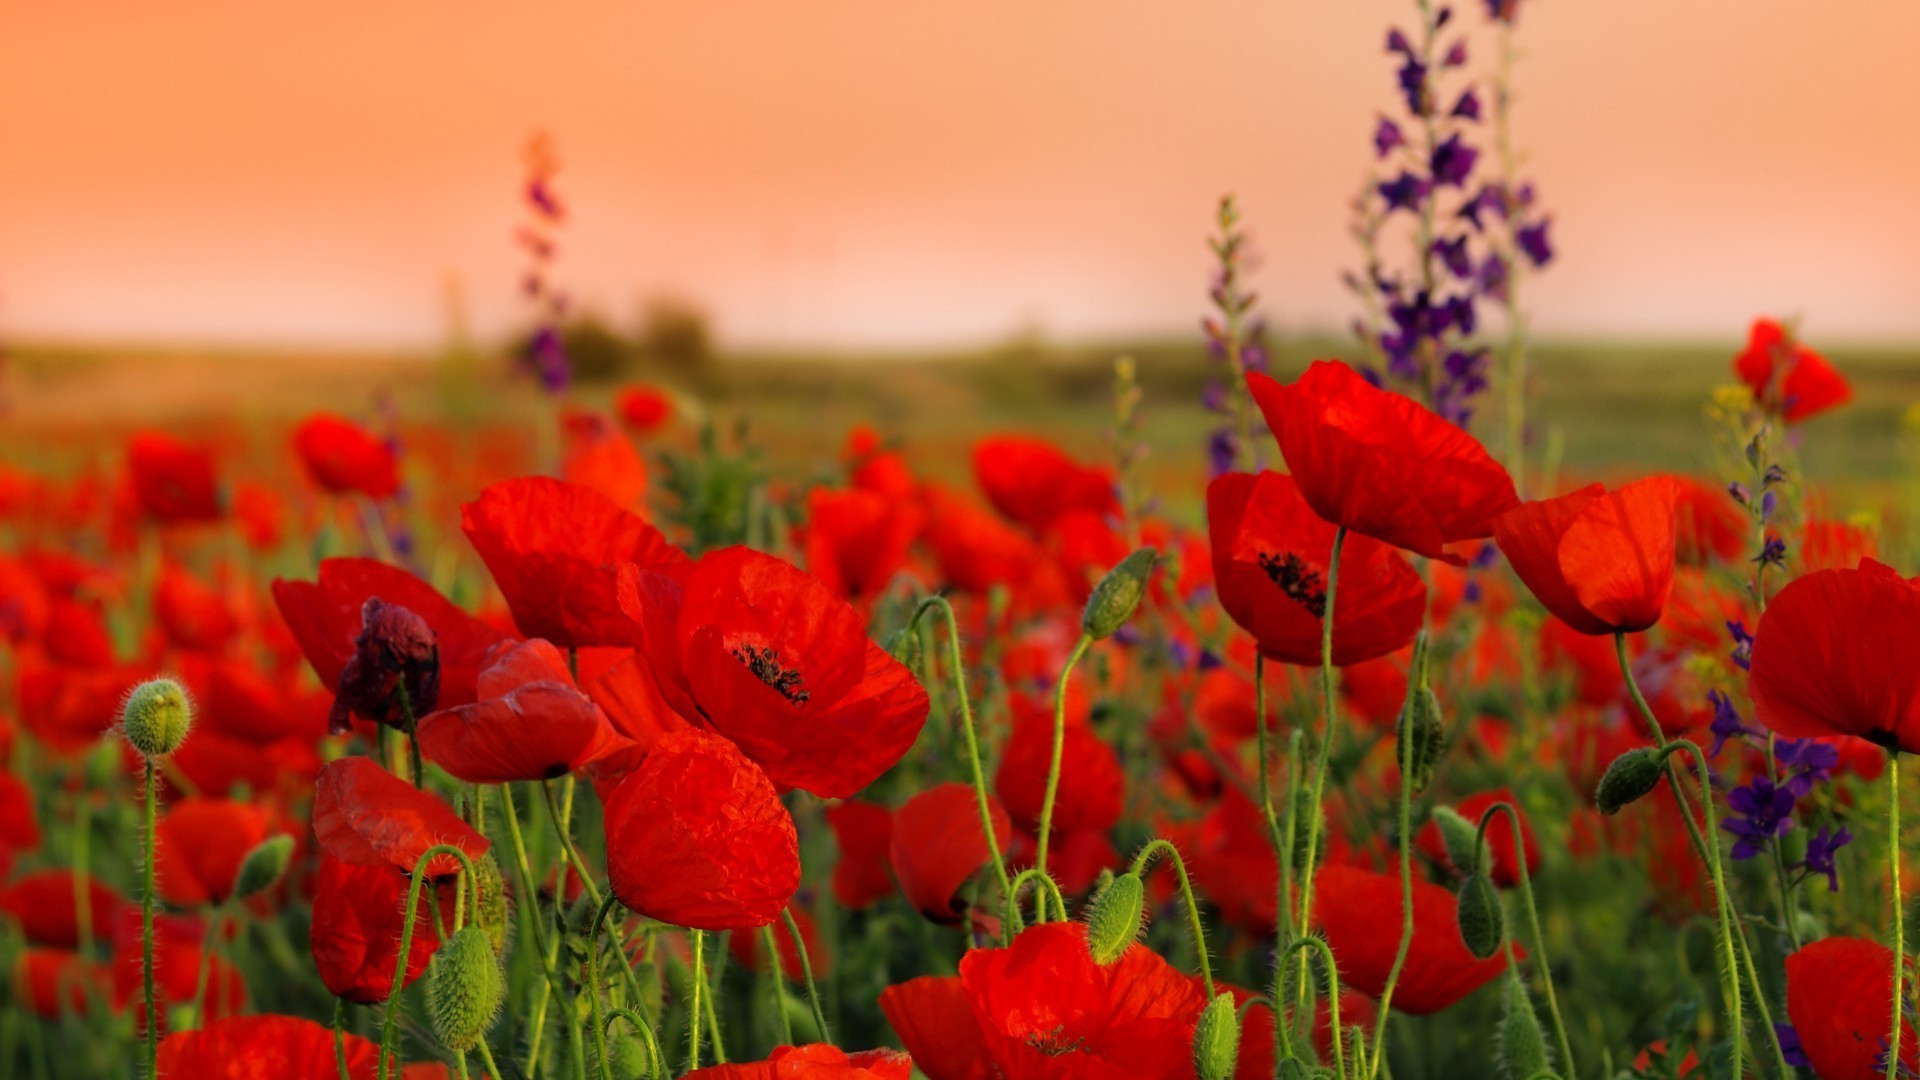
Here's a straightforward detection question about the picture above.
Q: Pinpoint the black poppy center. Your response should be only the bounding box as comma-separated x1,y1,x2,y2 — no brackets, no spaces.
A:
1866,728,1903,754
1257,550,1328,618
733,643,810,706
1025,1027,1089,1058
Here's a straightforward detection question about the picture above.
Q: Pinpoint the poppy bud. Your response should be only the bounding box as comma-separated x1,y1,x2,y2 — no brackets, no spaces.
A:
1192,991,1241,1080
1595,747,1666,815
1085,871,1146,965
121,677,193,758
427,926,504,1052
1496,977,1552,1080
1081,547,1158,640
1275,1058,1333,1080
597,1029,656,1080
1395,685,1446,794
1431,805,1483,877
470,852,513,957
885,625,923,671
232,834,295,900
329,597,440,735
1456,873,1504,959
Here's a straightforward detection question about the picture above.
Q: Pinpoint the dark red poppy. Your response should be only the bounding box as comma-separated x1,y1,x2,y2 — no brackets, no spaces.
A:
972,435,1117,533
1750,560,1920,754
272,557,509,714
889,782,1012,924
1248,360,1519,561
159,1013,451,1079
309,854,448,1005
618,545,928,799
310,756,490,878
1209,470,1427,666
44,596,116,667
15,658,142,754
823,799,895,910
1734,317,1851,423
1493,477,1677,636
1413,788,1540,888
0,870,125,949
153,562,239,653
879,976,998,1080
616,384,674,434
684,1044,913,1080
154,797,275,907
126,432,222,523
462,476,688,647
13,948,109,1019
603,729,799,931
728,905,830,980
293,413,400,499
560,408,649,509
1669,473,1747,565
1313,864,1515,1014
992,695,1123,836
1785,936,1917,1080
804,487,922,601
416,638,631,783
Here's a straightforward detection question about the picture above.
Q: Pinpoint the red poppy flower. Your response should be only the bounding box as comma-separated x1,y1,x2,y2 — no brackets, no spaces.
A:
154,798,274,907
922,488,1071,611
416,638,631,783
889,782,1012,925
1175,787,1282,935
1209,470,1427,666
15,658,142,754
1734,317,1851,423
992,696,1123,836
1493,477,1677,636
1801,517,1878,574
14,948,109,1019
44,596,116,667
310,756,490,878
603,729,799,931
728,905,830,980
1750,560,1920,754
0,870,124,949
1313,865,1515,1014
232,481,286,550
1005,827,1118,897
972,435,1117,534
0,773,43,878
461,476,688,647
109,909,248,1032
293,413,400,499
823,799,895,910
153,562,239,653
1413,788,1540,888
1668,474,1746,565
309,854,448,1005
126,432,222,523
845,426,917,500
272,557,510,714
560,408,649,508
616,384,674,434
1785,936,1917,1080
159,1013,451,1079
618,546,928,799
804,487,923,601
1248,360,1518,561
879,976,999,1080
684,1044,913,1080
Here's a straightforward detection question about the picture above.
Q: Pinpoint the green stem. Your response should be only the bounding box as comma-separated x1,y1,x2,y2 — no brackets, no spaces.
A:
761,925,795,1046
73,794,93,959
1766,734,1804,953
335,998,352,1080
1476,803,1575,1079
1293,526,1348,1005
782,907,830,1040
1130,840,1214,998
542,779,604,905
191,902,224,1027
499,784,559,1078
1034,632,1094,906
1278,936,1347,1079
1889,752,1905,1080
589,894,621,1080
1005,869,1068,930
378,844,482,1080
686,929,706,1074
397,680,424,790
474,1038,505,1080
1367,681,1419,1078
141,758,158,1080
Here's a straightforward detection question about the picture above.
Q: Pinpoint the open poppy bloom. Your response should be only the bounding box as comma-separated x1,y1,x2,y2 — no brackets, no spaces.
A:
126,431,223,523
153,562,239,653
1314,865,1516,1014
616,383,673,434
1208,470,1428,665
803,487,923,602
618,546,928,799
1413,788,1541,888
109,908,248,1033
309,854,448,1005
603,729,800,931
560,408,649,508
685,1043,913,1080
1668,473,1747,565
1248,360,1519,562
0,870,124,949
1785,936,1917,1080
1750,560,1920,754
154,798,275,907
14,948,110,1019
159,1013,451,1079
971,435,1118,534
1492,477,1677,636
462,476,688,647
889,782,1012,925
823,799,896,910
1734,317,1851,423
310,756,490,878
292,413,400,499
416,638,632,783
992,695,1124,836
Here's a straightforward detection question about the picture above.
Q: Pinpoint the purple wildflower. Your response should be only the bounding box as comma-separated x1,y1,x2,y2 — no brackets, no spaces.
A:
1516,218,1554,266
1706,689,1757,758
1727,619,1755,671
1433,235,1475,279
1776,737,1840,798
1442,40,1468,67
1207,429,1239,478
1799,824,1852,892
1754,534,1788,570
1374,117,1407,158
1430,133,1480,188
1379,172,1432,212
1451,88,1482,120
1775,1024,1811,1070
1722,776,1797,860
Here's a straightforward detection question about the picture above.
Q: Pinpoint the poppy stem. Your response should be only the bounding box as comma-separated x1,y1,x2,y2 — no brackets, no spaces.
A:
909,596,1016,927
473,1036,505,1080
190,900,225,1028
686,929,706,1074
396,680,424,791
1366,670,1420,1078
141,757,158,1080
760,925,795,1046
1129,839,1215,998
1888,752,1905,1080
1276,936,1347,1079
1476,802,1576,1079
1293,526,1348,1012
540,779,603,906
334,998,352,1080
781,907,831,1040
1274,727,1306,1063
1005,868,1069,928
603,1010,667,1080
587,893,621,1080
498,783,561,1077
378,843,482,1080
1034,632,1094,913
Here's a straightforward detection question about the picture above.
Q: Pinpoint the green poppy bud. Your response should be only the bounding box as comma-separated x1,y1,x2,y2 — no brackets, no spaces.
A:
885,625,923,671
1395,685,1446,794
1085,871,1146,965
427,925,504,1052
1082,548,1158,640
1595,747,1666,815
121,677,193,759
232,834,295,900
599,1029,656,1080
1192,992,1242,1080
469,851,513,957
1496,977,1553,1080
1431,805,1484,877
1456,873,1504,960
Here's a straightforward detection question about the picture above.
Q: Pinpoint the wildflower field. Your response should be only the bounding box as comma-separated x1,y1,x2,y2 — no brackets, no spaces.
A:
5,5,1920,1080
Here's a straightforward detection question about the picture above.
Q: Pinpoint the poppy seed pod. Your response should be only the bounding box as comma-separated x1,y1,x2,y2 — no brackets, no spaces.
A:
1082,547,1158,640
1595,747,1666,815
427,926,504,1052
1456,873,1504,960
1085,871,1146,965
1496,977,1552,1080
1192,991,1241,1080
121,677,193,758
1430,806,1483,878
232,834,295,901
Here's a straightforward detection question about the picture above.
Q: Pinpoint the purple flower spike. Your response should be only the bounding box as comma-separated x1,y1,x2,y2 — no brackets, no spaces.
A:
1430,133,1480,188
1722,776,1797,860
1517,218,1554,266
1800,824,1852,892
1379,172,1431,212
1374,117,1407,158
1451,89,1482,120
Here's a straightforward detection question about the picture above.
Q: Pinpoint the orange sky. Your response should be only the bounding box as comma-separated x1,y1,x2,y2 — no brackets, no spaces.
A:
2,1,1917,351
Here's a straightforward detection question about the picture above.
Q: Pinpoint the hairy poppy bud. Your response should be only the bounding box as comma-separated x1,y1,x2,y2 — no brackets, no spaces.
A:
427,925,504,1052
1457,872,1504,959
121,677,193,758
885,625,923,671
1431,805,1483,877
1082,547,1158,640
1395,685,1446,794
1275,1058,1334,1080
470,852,513,957
232,834,295,900
1192,991,1241,1080
1496,977,1552,1080
598,1029,656,1080
1595,747,1666,815
329,597,440,735
1085,871,1146,965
